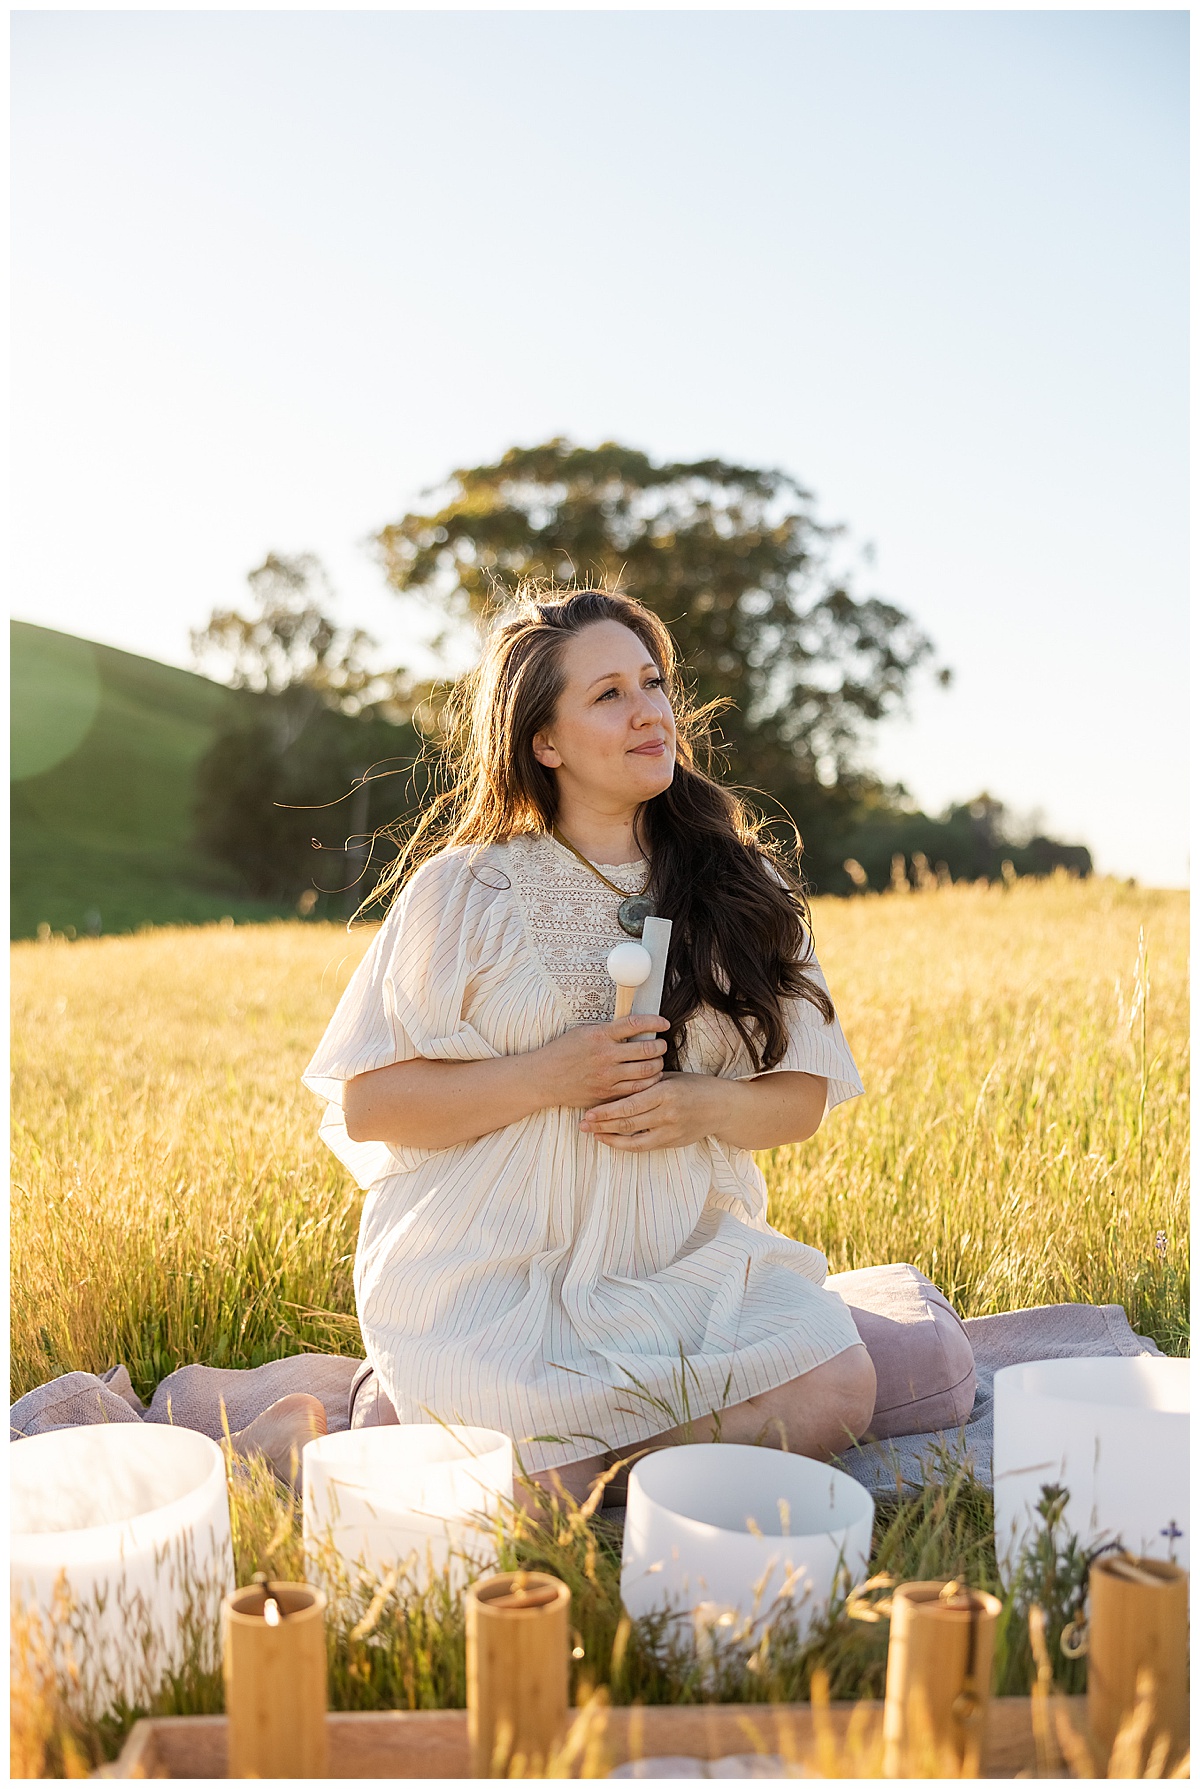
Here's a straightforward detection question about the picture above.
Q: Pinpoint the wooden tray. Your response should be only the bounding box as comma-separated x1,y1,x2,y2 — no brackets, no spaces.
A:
104,1696,1092,1777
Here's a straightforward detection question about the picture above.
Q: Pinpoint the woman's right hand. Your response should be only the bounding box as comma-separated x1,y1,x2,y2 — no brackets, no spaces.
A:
534,1015,670,1110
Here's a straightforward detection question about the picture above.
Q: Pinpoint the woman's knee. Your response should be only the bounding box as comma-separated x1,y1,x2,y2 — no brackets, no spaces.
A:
734,1344,877,1455
833,1342,877,1443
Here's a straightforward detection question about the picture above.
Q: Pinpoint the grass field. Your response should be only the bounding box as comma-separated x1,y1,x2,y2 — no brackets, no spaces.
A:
9,872,1189,1769
10,621,295,940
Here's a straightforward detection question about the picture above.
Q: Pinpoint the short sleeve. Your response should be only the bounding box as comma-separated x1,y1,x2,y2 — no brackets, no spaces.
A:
751,954,864,1114
302,847,507,1187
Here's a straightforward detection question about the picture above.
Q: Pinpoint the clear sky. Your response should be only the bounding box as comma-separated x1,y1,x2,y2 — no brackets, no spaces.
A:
11,9,1189,885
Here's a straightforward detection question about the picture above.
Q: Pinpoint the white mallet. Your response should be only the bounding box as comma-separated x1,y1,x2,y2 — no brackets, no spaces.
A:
606,940,653,1020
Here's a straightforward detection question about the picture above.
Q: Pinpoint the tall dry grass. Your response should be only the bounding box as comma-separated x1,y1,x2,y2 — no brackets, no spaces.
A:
11,1448,1185,1776
12,921,367,1399
9,875,1190,1772
767,873,1188,1350
11,873,1187,1402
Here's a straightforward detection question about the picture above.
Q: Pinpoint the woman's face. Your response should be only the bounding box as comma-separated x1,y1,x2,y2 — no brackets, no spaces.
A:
531,620,677,813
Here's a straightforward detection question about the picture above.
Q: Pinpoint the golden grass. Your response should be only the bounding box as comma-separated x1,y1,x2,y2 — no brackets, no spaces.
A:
11,920,369,1398
11,1452,1188,1777
764,874,1188,1349
8,875,1190,1770
11,872,1188,1403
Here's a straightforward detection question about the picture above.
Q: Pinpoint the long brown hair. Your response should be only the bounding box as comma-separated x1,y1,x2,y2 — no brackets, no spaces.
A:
372,583,834,1070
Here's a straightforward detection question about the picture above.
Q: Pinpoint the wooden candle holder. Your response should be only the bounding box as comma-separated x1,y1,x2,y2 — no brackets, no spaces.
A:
466,1570,571,1777
882,1580,1001,1778
1087,1553,1188,1771
222,1581,328,1779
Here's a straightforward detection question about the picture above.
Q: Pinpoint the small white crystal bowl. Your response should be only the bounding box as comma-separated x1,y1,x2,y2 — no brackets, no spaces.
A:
11,1424,233,1714
619,1442,874,1644
303,1423,513,1595
992,1356,1189,1583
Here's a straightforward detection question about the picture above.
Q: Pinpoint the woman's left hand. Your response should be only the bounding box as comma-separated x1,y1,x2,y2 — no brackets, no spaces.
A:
580,1072,734,1151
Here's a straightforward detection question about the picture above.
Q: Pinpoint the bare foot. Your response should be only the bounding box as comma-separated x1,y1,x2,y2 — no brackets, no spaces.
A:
230,1394,328,1491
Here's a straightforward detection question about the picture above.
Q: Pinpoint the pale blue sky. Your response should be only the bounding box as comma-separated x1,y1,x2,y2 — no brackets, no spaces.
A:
11,9,1189,883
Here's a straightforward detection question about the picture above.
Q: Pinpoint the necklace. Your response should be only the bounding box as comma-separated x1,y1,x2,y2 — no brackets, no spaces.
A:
550,827,656,937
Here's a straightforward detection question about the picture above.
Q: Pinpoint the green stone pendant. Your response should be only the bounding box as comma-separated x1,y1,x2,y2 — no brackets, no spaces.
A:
617,895,656,937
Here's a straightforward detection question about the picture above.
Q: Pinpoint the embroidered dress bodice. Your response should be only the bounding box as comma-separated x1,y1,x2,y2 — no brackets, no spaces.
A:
504,831,649,1023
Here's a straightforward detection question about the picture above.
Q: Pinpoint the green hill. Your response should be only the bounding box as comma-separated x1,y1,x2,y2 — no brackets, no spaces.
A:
11,622,297,939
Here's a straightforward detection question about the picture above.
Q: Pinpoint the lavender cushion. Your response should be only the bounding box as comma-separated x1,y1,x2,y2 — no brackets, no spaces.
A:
825,1263,976,1441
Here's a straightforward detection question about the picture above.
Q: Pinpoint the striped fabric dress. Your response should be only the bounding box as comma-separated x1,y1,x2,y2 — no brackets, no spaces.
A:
303,832,865,1473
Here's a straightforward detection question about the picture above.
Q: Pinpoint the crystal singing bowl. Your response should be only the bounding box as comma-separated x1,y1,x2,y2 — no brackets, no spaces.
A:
11,1424,234,1711
992,1356,1189,1582
303,1423,513,1590
620,1442,875,1642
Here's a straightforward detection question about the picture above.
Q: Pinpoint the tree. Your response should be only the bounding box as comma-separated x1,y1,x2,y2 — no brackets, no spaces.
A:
833,793,1092,893
374,439,948,882
190,554,430,907
191,552,431,735
192,703,423,905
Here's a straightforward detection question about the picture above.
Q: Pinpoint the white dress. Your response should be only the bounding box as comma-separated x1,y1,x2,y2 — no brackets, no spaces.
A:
303,832,865,1472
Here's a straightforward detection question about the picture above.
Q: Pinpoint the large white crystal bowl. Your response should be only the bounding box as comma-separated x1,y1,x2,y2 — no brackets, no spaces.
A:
10,1424,234,1713
303,1423,513,1594
992,1356,1189,1582
620,1443,874,1644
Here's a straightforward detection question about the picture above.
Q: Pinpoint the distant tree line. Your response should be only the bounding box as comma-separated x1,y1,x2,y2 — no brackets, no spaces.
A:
191,697,421,912
831,791,1091,895
191,441,1091,909
190,554,427,914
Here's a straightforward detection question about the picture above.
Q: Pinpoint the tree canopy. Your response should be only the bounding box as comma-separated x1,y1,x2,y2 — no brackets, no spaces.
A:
191,552,429,728
375,440,947,755
186,448,1089,909
192,702,421,907
375,439,947,876
190,554,425,910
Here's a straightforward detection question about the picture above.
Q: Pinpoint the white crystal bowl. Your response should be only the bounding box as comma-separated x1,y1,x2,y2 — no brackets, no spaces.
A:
303,1423,513,1594
992,1356,1189,1582
620,1443,874,1643
11,1424,234,1712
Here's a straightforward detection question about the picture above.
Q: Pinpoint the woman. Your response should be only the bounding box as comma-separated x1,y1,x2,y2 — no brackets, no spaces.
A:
303,586,876,1503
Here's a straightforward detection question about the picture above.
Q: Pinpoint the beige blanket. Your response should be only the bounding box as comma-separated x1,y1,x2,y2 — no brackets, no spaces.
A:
10,1304,1166,1500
